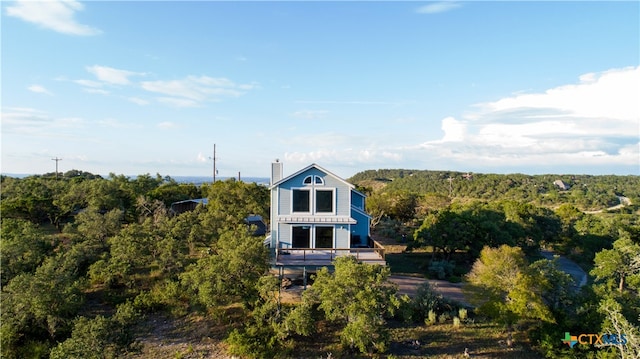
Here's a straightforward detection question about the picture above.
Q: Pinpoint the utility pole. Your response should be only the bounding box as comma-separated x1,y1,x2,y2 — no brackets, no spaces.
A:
51,157,62,179
209,144,217,183
447,176,454,197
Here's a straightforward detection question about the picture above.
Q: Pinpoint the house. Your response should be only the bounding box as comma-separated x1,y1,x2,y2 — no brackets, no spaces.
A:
553,179,571,191
267,161,384,266
170,198,208,214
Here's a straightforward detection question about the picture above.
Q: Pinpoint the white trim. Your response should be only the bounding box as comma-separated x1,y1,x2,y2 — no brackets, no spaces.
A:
269,163,354,190
314,187,336,215
290,186,336,216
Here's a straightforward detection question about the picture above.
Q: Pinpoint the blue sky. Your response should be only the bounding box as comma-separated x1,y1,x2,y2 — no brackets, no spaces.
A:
2,1,639,179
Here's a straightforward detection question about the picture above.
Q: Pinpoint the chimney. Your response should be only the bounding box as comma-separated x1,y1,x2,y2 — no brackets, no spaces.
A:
271,159,283,185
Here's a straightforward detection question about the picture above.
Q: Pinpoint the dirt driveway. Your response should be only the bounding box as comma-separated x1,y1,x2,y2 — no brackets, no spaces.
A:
390,275,470,306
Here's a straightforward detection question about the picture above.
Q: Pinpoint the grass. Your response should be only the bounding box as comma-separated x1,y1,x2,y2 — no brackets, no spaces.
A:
385,252,431,276
387,320,542,359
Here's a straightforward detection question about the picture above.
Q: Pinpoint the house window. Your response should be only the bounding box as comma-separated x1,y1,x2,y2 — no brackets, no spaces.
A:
315,226,333,248
315,176,324,185
292,226,310,248
303,176,313,185
292,189,310,212
315,189,333,213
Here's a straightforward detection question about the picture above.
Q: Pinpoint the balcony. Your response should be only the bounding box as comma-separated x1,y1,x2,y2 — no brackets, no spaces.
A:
274,246,386,267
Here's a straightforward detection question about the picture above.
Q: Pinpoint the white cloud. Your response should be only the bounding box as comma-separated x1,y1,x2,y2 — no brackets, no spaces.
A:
291,110,328,120
127,97,149,106
97,118,141,129
157,121,178,129
74,79,103,88
197,152,210,163
6,0,100,36
481,66,639,122
28,84,52,95
86,65,143,85
141,76,255,104
83,88,110,95
1,107,85,137
156,97,200,108
416,1,462,14
140,76,257,107
440,116,466,142
417,66,640,172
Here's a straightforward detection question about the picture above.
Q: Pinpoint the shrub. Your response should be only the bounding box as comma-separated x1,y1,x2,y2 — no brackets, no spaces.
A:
458,308,468,321
453,316,461,327
425,310,437,326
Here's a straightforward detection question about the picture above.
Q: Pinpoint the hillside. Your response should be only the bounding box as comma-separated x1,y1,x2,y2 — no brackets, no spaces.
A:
349,169,640,212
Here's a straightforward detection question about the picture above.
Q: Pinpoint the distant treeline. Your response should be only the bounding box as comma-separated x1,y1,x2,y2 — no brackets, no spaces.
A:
349,169,640,211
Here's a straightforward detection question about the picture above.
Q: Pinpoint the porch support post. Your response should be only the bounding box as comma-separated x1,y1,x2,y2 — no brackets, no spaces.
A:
303,266,307,290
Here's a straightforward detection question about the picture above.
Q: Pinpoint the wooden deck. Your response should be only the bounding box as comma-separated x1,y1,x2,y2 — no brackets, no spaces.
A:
274,247,386,266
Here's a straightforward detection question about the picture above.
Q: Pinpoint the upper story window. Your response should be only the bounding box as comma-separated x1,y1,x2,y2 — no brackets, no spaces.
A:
303,175,324,186
303,176,312,185
315,189,333,213
291,175,334,214
292,189,310,212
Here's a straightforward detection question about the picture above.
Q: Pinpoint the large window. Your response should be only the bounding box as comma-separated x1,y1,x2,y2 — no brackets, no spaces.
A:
292,226,310,248
316,189,334,213
315,226,333,248
292,189,310,212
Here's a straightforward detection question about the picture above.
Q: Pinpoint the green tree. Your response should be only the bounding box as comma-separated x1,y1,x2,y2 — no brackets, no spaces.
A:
226,275,291,359
1,256,84,358
181,226,270,309
302,256,400,354
49,302,139,359
597,297,640,359
591,237,640,293
464,245,554,327
0,219,51,286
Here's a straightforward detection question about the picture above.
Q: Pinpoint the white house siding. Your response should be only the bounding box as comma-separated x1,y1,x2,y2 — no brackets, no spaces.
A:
335,224,350,248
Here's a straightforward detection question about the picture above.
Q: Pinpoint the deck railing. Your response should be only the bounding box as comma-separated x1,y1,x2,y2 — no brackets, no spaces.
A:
275,246,385,264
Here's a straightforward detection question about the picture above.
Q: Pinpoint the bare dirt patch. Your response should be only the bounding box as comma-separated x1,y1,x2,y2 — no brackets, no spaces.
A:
126,313,233,359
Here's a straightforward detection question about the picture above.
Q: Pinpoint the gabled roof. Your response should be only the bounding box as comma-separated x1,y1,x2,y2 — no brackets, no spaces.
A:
269,163,355,190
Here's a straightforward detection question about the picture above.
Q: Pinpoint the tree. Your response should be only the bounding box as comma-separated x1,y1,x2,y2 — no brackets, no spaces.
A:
591,237,640,293
302,256,400,354
597,297,640,359
226,275,290,359
49,302,139,359
464,245,554,327
1,255,84,358
181,226,270,309
1,219,51,286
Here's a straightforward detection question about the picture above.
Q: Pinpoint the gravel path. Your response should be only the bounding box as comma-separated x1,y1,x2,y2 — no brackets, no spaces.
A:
390,275,470,306
540,250,588,287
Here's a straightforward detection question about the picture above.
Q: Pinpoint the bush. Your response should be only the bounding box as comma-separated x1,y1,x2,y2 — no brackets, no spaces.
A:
427,260,455,280
425,310,437,326
458,308,468,321
412,282,443,321
453,316,461,327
